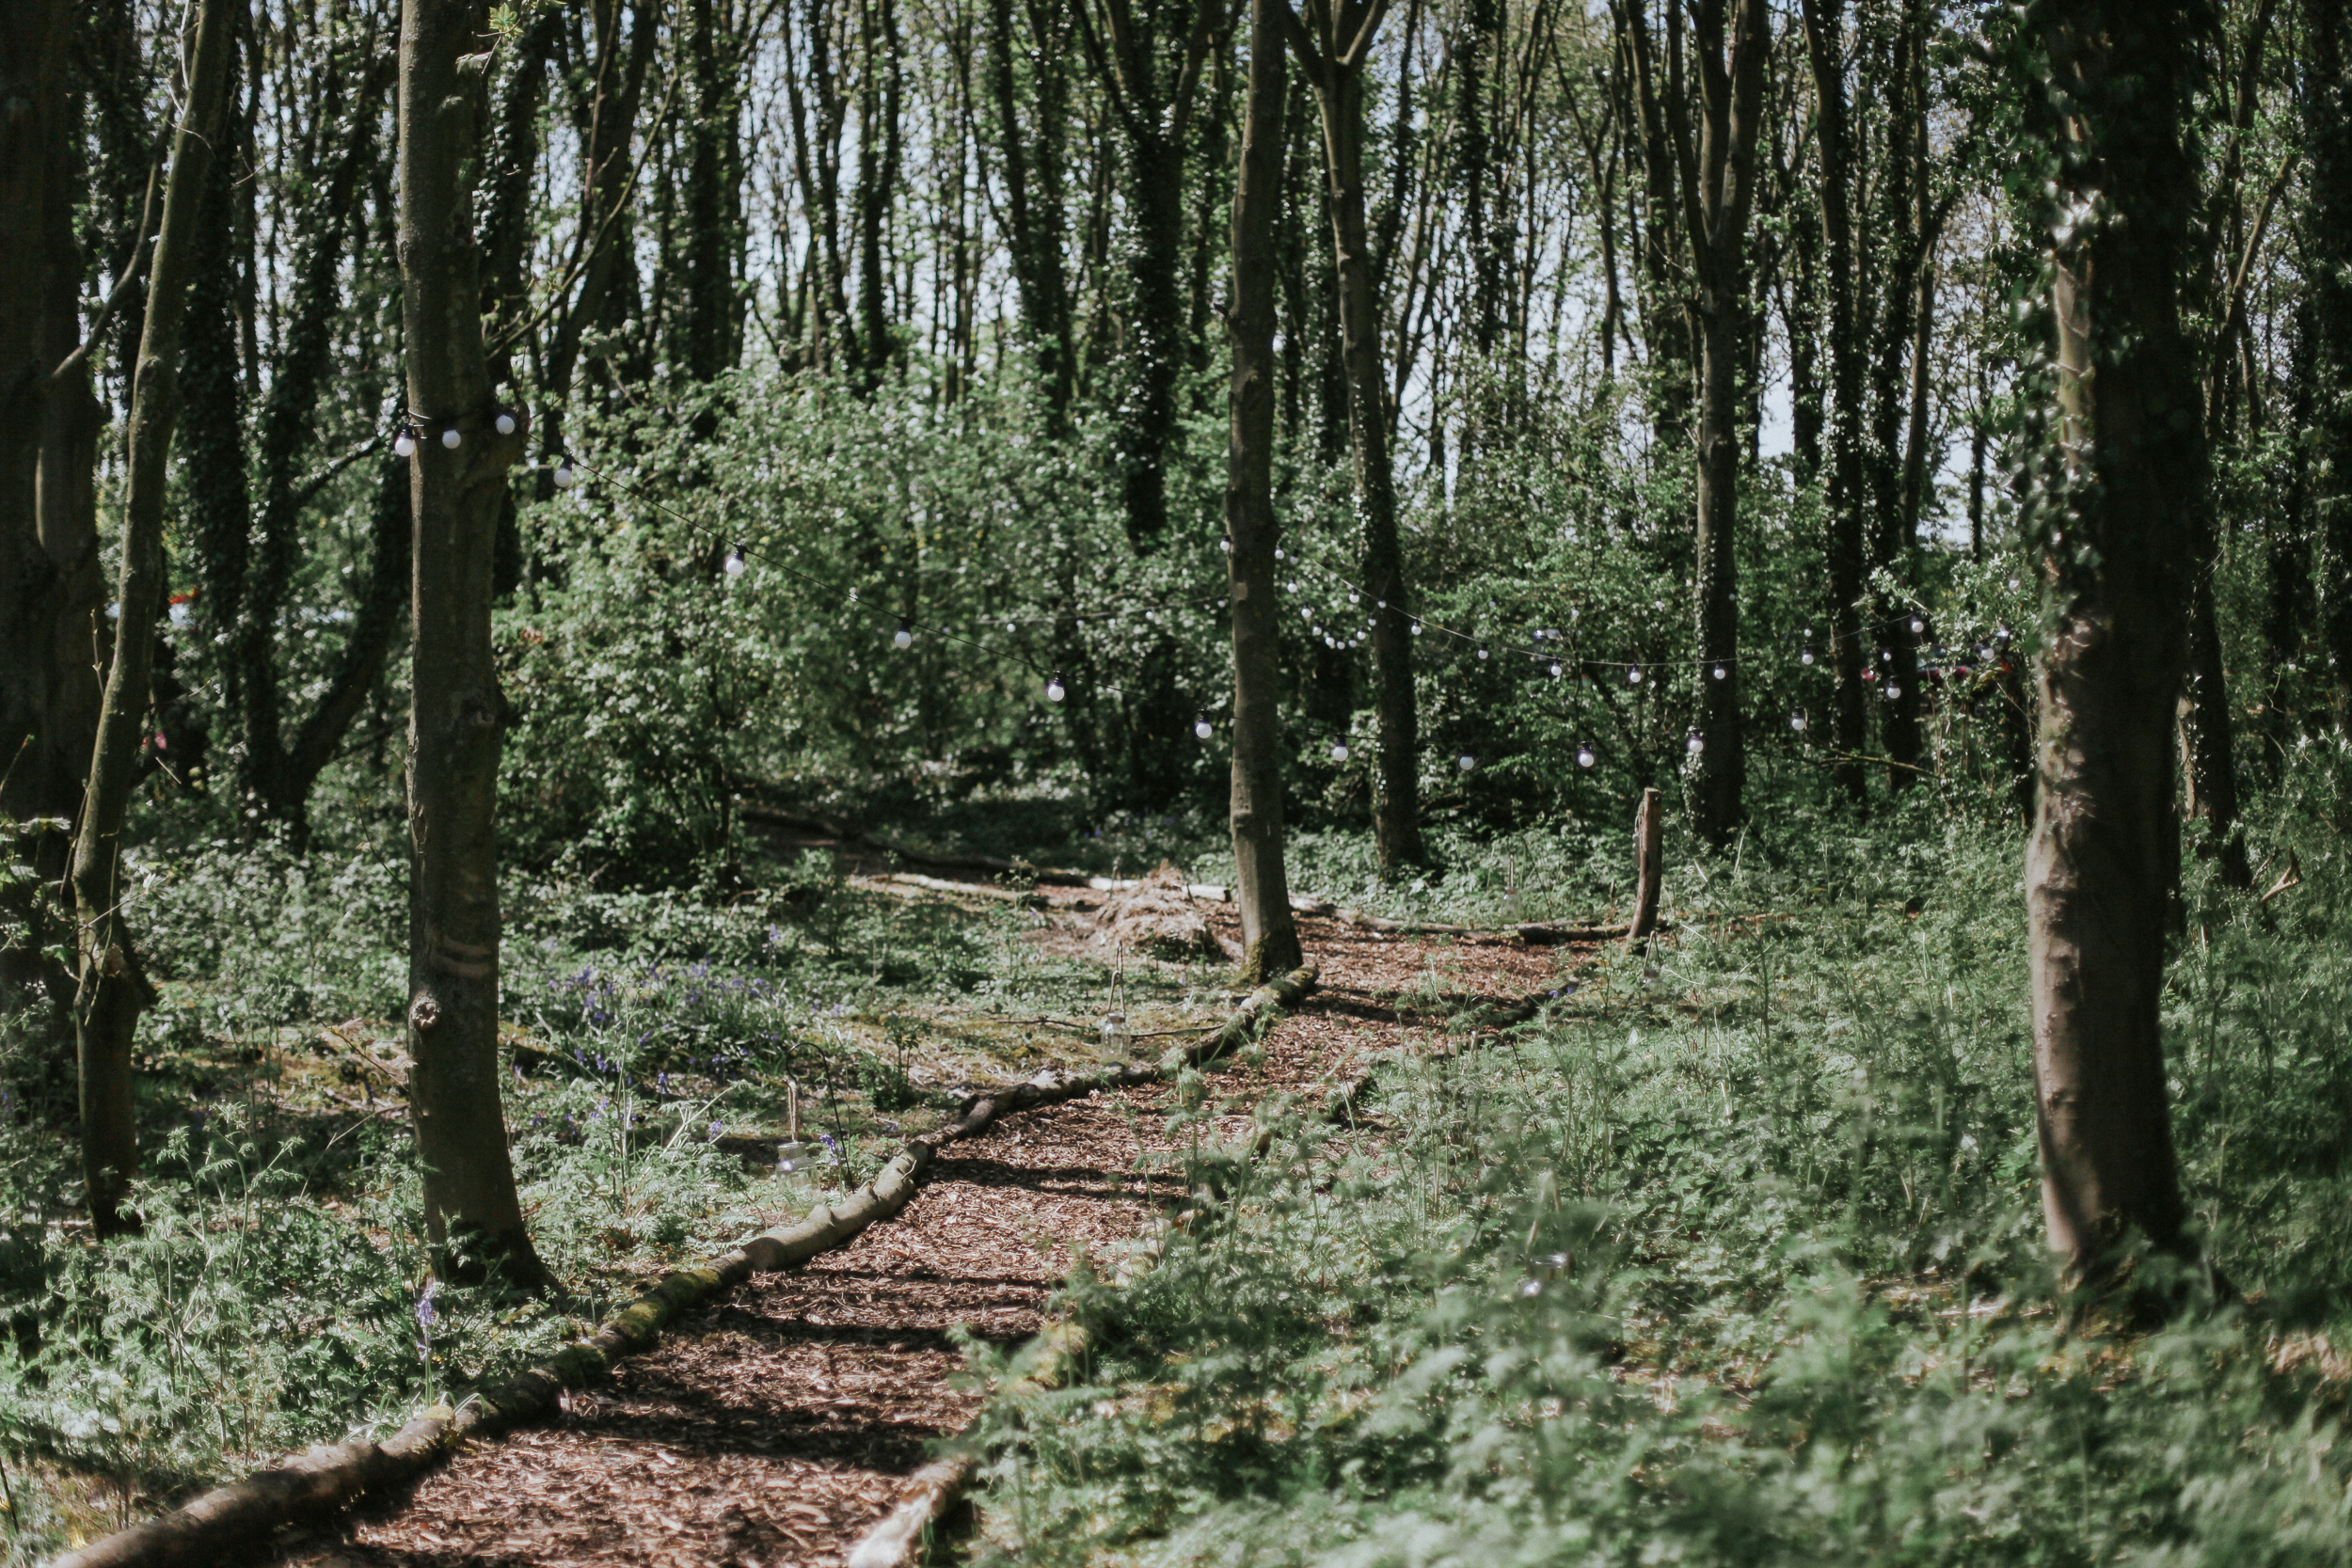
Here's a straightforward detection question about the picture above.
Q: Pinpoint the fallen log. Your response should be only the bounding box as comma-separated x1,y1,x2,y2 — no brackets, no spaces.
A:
54,965,1319,1568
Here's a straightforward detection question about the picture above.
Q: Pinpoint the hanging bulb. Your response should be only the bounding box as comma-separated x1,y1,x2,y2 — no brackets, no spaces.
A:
1789,707,1809,734
723,549,746,578
393,428,417,458
893,621,913,649
1274,546,1286,561
1300,607,1313,622
1457,751,1476,771
1686,729,1706,756
1045,672,1066,703
1330,738,1349,762
1410,620,1422,636
552,461,576,489
1909,613,1927,636
1711,662,1727,681
495,411,517,436
1549,660,1563,679
440,426,462,449
1880,647,1895,664
1219,532,1233,554
1627,664,1643,686
1576,738,1597,768
1194,711,1214,740
1313,624,1326,639
1886,682,1903,701
1800,642,1816,667
1376,599,1387,610
1478,646,1489,660
1349,592,1360,605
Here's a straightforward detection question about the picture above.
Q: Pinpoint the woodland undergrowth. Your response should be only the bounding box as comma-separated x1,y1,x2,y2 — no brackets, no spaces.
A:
959,752,2352,1568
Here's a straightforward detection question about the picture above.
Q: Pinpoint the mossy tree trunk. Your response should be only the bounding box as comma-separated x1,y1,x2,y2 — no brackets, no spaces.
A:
67,0,236,1237
1226,0,1303,984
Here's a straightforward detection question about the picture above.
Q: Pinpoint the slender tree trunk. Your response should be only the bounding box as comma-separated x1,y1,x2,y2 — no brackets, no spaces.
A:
68,0,235,1237
1684,0,1765,848
986,0,1076,429
1283,0,1425,869
1,0,78,835
2315,0,2352,728
397,0,550,1291
2026,0,2201,1285
1227,0,1304,983
1801,0,1867,808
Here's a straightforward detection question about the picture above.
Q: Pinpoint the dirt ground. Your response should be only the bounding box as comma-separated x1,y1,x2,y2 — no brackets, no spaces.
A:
273,909,1577,1568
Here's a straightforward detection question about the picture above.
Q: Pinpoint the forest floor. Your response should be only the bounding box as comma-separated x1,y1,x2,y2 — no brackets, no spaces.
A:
264,896,1575,1568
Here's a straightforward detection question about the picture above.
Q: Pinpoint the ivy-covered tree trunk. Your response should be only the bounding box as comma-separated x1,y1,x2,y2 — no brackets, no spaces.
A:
2023,0,2201,1285
1226,0,1304,984
397,0,551,1291
68,0,235,1237
2308,0,2352,730
1800,0,1868,808
984,0,1077,432
1282,0,1425,870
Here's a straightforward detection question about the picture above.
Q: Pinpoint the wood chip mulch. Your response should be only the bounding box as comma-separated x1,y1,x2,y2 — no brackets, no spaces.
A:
273,911,1581,1568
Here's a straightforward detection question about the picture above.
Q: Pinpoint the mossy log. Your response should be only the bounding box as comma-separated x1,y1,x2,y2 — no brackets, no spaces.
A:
55,968,1320,1568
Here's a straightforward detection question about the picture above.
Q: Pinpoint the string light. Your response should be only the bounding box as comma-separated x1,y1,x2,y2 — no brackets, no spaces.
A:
1710,662,1727,681
1789,707,1808,733
1627,664,1643,686
393,426,416,458
1194,710,1214,740
723,549,746,578
1478,645,1489,660
495,412,517,436
1330,737,1349,762
1686,729,1706,756
1457,751,1476,770
552,461,576,489
1045,672,1066,703
1549,660,1563,678
1410,620,1422,635
1886,683,1903,701
1800,635,1816,666
1575,738,1597,768
1909,612,1927,636
893,621,914,649
1219,533,1233,554
440,427,461,449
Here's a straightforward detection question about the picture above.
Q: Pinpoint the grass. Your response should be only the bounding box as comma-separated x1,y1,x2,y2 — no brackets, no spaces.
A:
948,790,2352,1567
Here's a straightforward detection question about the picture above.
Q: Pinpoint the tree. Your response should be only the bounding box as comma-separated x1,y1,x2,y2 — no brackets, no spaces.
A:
1278,0,1426,870
1624,0,1767,847
2305,0,2352,729
67,0,237,1236
2016,0,2206,1284
1227,0,1306,984
397,0,552,1290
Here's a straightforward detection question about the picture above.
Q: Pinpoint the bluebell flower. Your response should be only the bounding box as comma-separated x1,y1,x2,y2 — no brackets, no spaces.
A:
417,1281,437,1329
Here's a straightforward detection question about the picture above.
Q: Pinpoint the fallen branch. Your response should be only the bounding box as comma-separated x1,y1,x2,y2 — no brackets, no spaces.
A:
55,965,1318,1568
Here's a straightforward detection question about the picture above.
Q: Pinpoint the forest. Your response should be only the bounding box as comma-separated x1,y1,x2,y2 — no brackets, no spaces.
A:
4,0,2352,1560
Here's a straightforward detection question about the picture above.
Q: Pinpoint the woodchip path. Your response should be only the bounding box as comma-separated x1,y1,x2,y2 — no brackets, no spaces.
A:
271,910,1572,1568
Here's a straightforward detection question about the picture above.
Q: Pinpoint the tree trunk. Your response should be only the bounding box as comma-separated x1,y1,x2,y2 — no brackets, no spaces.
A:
2025,1,2201,1285
1226,0,1304,984
67,0,235,1237
397,0,551,1291
985,0,1076,430
1800,0,1867,808
1283,0,1425,869
0,0,77,836
2315,0,2352,728
1684,0,1765,848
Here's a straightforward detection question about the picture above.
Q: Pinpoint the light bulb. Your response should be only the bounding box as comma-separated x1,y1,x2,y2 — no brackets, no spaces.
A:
440,427,461,449
893,622,913,649
1376,599,1386,610
1887,683,1903,700
1194,712,1213,740
1457,752,1475,771
1686,730,1706,755
1301,607,1313,621
1789,708,1808,733
1627,665,1643,686
1576,741,1597,768
1274,546,1285,560
1313,625,1325,638
495,412,517,436
1330,740,1349,761
1909,614,1926,635
1046,673,1066,703
1801,646,1816,666
552,463,576,489
723,551,746,578
1711,663,1727,681
1410,621,1422,636
393,432,416,458
1219,533,1233,553
1478,646,1489,660
1549,660,1563,678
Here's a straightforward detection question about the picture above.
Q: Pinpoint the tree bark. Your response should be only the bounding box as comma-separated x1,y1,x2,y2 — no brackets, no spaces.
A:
1799,0,1867,807
67,0,235,1236
397,0,550,1291
1280,0,1424,870
2025,0,2201,1284
1680,0,1766,847
1227,0,1305,985
1626,785,1662,950
2312,0,2352,728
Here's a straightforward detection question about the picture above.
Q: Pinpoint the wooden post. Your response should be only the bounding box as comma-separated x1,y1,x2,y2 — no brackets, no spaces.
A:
1626,787,1663,953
